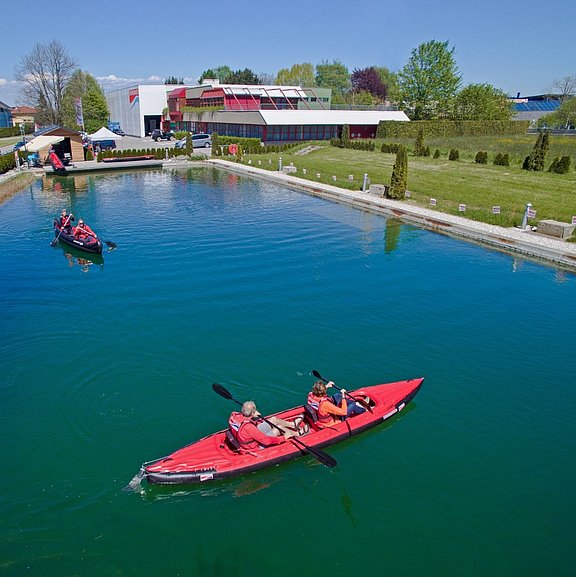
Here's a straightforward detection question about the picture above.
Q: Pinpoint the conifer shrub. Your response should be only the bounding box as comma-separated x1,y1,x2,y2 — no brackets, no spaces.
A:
389,145,408,199
493,153,509,166
449,149,459,161
424,146,431,157
413,127,425,156
548,155,571,173
433,149,441,159
475,151,488,164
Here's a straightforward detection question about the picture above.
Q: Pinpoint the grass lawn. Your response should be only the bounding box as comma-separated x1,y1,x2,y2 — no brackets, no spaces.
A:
240,135,576,228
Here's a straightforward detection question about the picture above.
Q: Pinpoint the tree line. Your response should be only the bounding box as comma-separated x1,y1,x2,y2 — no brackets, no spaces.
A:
13,39,575,133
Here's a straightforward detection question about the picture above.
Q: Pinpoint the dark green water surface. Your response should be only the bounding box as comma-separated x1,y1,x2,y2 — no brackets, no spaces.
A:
1,167,575,576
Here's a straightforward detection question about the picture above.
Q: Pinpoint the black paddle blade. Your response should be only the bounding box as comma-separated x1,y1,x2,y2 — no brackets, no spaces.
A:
212,382,233,400
50,238,57,247
290,438,337,468
105,240,117,249
312,369,327,382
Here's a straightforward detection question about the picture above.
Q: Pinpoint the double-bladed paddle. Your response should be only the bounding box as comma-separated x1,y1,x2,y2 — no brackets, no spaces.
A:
212,382,337,469
312,370,373,413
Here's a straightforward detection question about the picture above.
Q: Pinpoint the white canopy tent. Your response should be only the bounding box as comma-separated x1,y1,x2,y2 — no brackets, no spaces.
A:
88,127,123,140
25,135,65,152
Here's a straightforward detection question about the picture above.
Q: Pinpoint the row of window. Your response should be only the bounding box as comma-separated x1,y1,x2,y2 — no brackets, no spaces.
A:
177,121,340,142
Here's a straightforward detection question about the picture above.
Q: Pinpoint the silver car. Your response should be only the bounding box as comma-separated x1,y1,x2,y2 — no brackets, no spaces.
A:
175,133,212,149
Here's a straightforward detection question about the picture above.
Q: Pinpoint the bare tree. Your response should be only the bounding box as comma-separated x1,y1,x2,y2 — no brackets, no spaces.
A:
550,75,576,102
15,40,78,125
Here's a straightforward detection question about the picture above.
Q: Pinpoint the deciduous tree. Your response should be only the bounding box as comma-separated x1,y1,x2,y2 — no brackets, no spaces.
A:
315,60,350,97
15,39,78,125
351,67,387,101
276,63,316,86
62,70,109,132
452,83,513,121
397,40,461,120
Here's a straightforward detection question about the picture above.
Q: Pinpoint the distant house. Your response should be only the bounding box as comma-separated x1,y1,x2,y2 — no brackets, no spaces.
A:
0,101,13,128
11,106,37,128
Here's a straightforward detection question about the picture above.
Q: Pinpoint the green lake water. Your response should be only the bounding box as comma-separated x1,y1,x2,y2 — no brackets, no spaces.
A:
1,167,575,576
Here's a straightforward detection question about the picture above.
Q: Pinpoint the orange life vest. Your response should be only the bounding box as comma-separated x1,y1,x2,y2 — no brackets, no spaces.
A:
307,392,336,427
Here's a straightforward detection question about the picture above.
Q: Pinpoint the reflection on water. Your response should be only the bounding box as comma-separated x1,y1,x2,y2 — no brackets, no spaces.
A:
60,246,104,273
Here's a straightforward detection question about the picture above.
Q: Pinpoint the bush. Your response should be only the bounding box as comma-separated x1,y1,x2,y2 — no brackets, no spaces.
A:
433,149,441,159
475,151,488,164
548,156,571,174
0,151,17,174
493,152,510,166
381,142,401,154
449,148,459,161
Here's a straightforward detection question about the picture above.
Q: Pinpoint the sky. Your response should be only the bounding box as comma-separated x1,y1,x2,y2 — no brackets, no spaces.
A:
1,0,575,107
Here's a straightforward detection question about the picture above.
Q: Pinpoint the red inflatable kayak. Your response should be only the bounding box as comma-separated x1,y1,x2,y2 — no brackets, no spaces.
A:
132,377,423,486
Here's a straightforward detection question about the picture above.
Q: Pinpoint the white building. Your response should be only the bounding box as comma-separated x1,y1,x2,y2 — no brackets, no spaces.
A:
105,84,183,137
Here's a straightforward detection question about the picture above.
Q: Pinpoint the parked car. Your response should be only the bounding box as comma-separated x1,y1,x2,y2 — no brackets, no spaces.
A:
151,129,174,141
92,139,116,151
13,140,26,151
174,133,212,149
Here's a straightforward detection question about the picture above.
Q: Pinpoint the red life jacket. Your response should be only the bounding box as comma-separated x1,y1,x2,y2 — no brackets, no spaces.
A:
307,392,334,426
228,412,257,447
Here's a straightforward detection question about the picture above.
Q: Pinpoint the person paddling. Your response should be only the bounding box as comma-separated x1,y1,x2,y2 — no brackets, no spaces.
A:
307,379,365,428
59,209,74,232
73,219,97,240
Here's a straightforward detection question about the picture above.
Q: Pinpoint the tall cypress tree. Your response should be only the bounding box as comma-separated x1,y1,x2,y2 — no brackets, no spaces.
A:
389,145,408,199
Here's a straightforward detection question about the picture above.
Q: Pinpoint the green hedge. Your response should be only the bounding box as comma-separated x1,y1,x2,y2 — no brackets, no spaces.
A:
0,124,35,138
212,135,298,156
96,147,192,162
377,120,531,138
0,151,17,174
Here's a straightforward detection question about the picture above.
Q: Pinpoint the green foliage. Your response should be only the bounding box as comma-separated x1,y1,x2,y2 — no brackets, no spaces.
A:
423,146,431,157
452,83,514,121
165,76,184,84
315,60,351,97
341,124,350,144
198,66,233,84
397,40,461,120
377,119,530,138
389,145,408,199
181,105,224,115
493,153,510,166
85,148,94,161
433,148,441,159
381,142,402,154
61,70,109,132
0,124,34,138
276,63,316,86
449,149,459,161
475,151,488,164
548,155,571,173
0,152,17,174
226,68,260,85
413,127,425,156
539,96,576,129
523,131,550,171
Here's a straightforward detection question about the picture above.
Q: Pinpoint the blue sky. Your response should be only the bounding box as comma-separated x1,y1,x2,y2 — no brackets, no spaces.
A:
1,0,574,106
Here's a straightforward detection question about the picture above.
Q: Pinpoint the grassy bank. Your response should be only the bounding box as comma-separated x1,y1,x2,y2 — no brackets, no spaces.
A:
240,136,576,228
0,172,42,206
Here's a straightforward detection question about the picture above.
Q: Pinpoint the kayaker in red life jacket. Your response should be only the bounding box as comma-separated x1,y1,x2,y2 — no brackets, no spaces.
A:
307,380,365,428
228,401,299,451
73,219,96,240
59,209,74,232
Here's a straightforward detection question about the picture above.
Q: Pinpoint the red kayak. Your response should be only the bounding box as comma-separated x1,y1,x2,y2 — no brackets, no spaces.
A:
131,377,423,486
